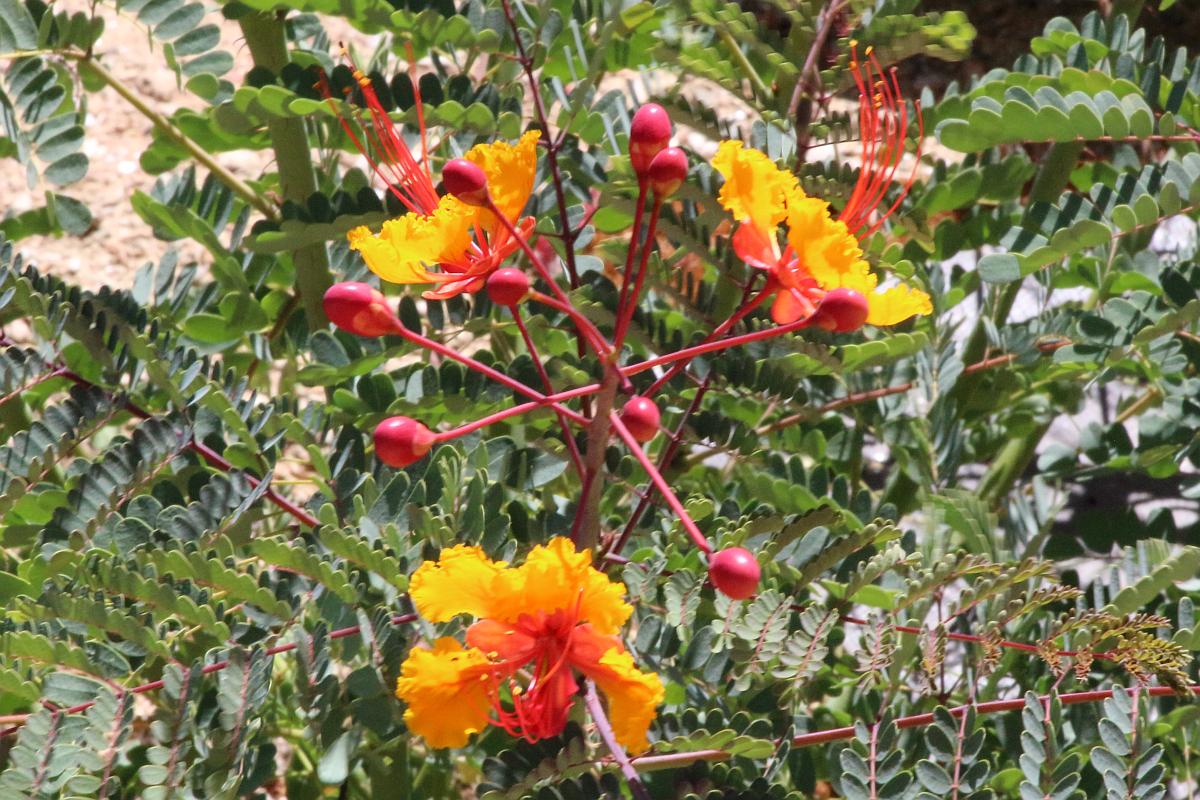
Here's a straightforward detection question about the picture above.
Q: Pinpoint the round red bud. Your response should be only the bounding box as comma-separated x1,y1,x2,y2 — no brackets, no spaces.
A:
619,396,661,443
647,147,688,198
813,288,870,333
442,158,489,206
374,416,436,468
486,268,531,306
629,103,672,177
323,281,396,337
708,547,761,600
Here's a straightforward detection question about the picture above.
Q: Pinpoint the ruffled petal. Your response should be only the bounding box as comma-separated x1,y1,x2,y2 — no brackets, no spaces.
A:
712,140,799,240
509,537,632,635
784,196,875,294
466,130,541,231
408,544,520,622
349,195,475,285
395,638,493,748
577,647,664,754
866,284,933,326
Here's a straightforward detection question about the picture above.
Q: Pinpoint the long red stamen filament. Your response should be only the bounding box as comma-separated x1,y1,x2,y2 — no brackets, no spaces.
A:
320,49,438,216
856,55,905,237
839,45,923,240
403,42,430,180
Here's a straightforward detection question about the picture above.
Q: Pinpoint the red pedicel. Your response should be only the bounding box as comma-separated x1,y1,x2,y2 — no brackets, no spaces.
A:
374,416,436,467
629,103,672,177
323,282,396,337
486,268,531,306
619,396,661,443
708,547,761,599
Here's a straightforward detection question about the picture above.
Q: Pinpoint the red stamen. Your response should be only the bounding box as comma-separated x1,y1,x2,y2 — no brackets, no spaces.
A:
318,48,439,216
839,44,923,240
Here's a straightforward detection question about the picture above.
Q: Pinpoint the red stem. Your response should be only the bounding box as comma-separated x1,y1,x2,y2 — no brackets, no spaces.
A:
625,295,805,380
15,354,323,530
486,196,573,307
611,198,663,355
585,681,652,800
384,318,589,426
613,182,649,336
626,685,1200,772
606,374,713,558
609,412,712,553
0,614,419,733
433,384,601,442
529,291,613,359
513,310,586,476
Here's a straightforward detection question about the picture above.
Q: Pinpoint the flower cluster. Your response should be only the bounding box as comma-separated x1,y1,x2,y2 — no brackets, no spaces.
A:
321,43,930,751
396,537,663,750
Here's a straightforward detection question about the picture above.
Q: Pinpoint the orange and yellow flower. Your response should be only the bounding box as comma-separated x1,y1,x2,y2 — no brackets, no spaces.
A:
395,537,663,751
712,141,930,327
711,46,931,328
349,131,541,300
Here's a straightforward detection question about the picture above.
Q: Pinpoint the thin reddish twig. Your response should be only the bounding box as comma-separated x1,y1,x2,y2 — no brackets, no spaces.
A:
0,614,419,734
625,685,1200,772
0,337,322,530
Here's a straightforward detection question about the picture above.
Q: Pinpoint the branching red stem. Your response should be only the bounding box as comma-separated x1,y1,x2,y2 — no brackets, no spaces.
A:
609,412,712,553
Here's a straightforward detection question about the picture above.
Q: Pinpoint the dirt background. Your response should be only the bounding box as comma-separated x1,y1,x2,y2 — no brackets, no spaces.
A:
6,1,1200,294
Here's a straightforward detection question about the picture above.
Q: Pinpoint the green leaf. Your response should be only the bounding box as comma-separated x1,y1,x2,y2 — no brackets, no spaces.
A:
979,253,1023,283
0,0,38,50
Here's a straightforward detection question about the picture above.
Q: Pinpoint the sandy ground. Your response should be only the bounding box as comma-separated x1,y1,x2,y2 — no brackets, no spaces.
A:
2,4,251,287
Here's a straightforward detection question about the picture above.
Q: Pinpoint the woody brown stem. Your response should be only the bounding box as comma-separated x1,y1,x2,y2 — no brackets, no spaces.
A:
570,365,622,551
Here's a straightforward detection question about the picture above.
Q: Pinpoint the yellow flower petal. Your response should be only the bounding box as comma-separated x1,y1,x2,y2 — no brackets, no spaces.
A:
584,648,664,753
513,537,632,635
465,129,541,230
785,196,876,294
866,284,933,326
395,638,493,748
712,140,800,238
348,195,475,284
408,544,519,622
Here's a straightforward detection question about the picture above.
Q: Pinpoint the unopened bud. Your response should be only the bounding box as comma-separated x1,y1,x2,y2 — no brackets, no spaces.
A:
323,281,396,337
374,416,436,468
486,268,531,306
619,396,661,443
812,288,869,333
708,547,761,600
442,158,489,206
629,103,672,177
647,147,688,198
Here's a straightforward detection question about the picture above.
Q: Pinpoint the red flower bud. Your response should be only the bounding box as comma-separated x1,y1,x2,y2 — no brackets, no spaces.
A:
708,547,761,600
486,268,531,306
629,103,672,177
619,396,661,443
323,281,396,337
812,288,869,333
442,158,489,206
374,416,436,468
646,147,688,198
